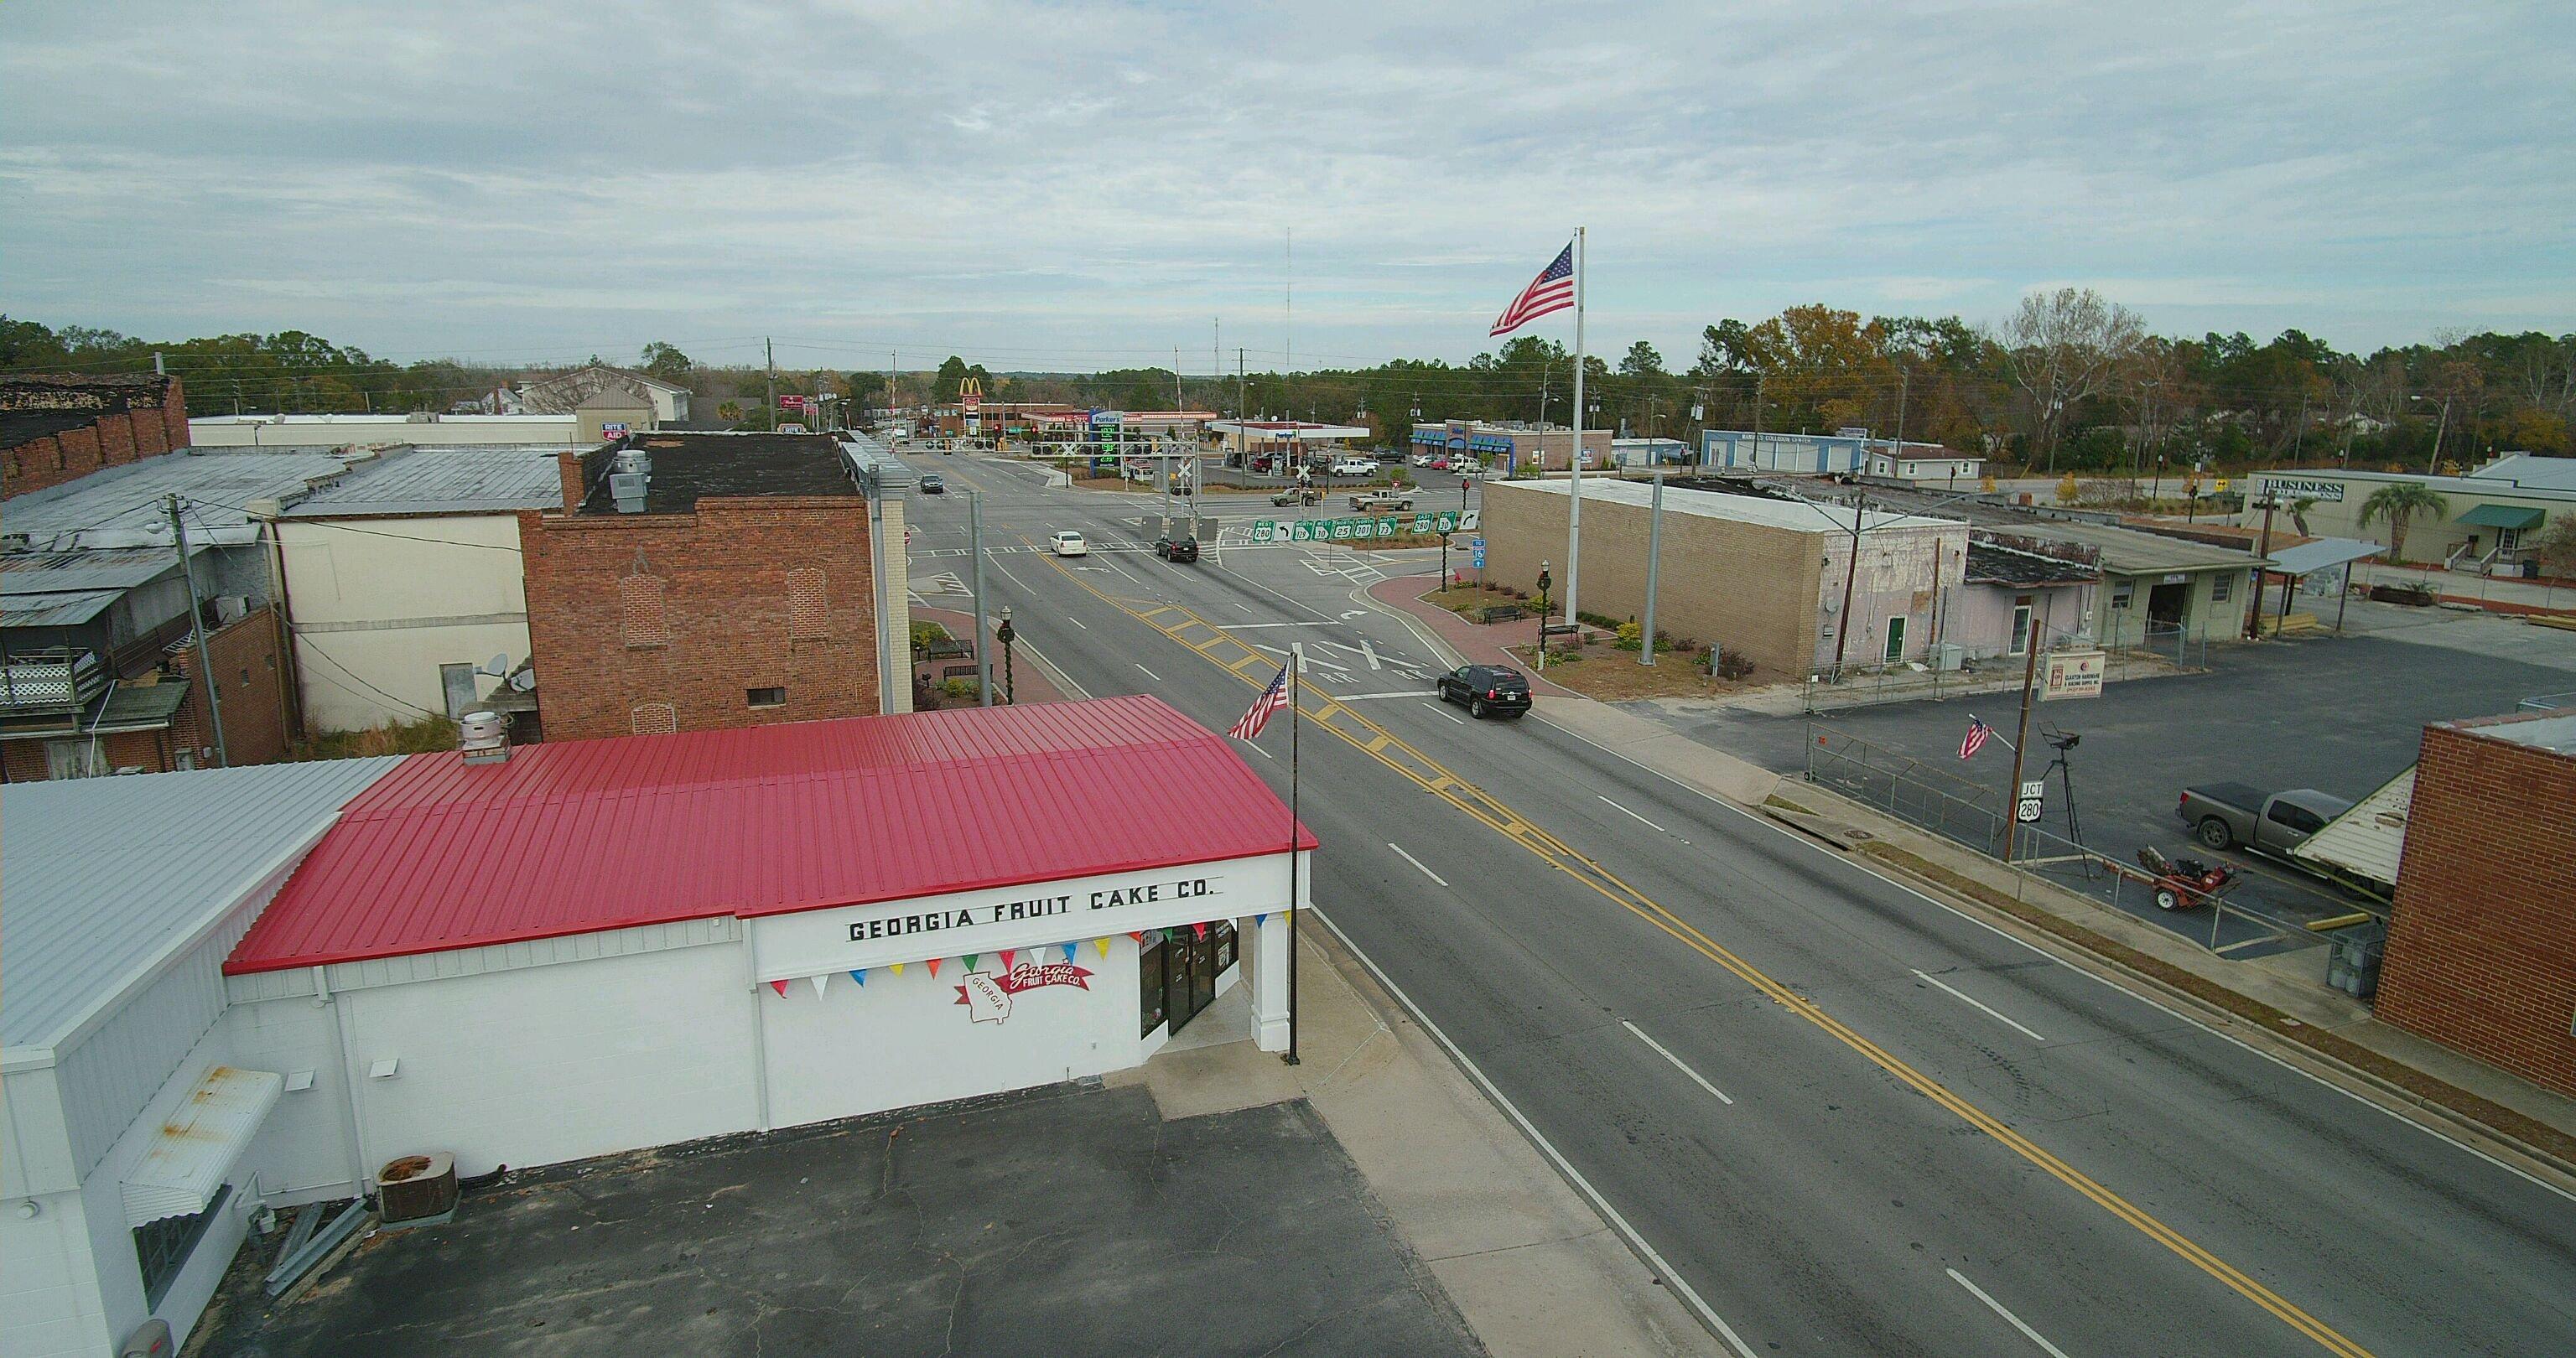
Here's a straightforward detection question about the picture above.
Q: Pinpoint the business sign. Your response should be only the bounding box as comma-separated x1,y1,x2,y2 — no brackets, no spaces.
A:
2017,780,2045,824
780,395,809,411
2041,649,2106,701
955,957,1094,1025
600,422,630,439
2257,476,2346,502
1250,511,1476,543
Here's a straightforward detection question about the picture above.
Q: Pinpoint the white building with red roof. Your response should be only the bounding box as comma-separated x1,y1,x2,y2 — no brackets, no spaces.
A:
3,697,1310,1353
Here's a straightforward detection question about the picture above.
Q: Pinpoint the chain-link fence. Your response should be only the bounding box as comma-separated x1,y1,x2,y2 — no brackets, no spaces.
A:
1803,722,2007,855
2111,623,2210,670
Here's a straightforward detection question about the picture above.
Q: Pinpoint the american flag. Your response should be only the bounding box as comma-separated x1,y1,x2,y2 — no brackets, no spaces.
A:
1229,664,1292,740
1490,242,1576,337
1959,715,1994,760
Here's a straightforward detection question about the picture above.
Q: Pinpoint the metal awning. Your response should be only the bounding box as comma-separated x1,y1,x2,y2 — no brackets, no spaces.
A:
2457,503,2546,530
2266,536,2385,578
122,1065,283,1226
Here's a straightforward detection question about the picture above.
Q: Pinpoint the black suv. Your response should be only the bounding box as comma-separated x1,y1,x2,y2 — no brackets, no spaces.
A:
1436,664,1531,719
918,474,946,494
1155,536,1200,562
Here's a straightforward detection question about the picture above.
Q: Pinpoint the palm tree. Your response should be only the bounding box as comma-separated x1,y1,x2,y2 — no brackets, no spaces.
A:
2358,483,2449,562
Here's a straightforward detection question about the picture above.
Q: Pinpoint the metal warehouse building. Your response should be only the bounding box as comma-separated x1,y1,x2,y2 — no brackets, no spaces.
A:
2,696,1309,1356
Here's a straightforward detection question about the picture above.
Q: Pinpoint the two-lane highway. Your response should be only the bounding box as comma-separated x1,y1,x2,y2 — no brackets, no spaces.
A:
907,450,2576,1357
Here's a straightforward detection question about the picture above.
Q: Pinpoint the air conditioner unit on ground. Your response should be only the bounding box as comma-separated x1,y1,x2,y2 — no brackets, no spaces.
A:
1931,643,1968,671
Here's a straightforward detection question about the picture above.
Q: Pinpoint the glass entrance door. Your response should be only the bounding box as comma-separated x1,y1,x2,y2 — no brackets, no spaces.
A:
1163,925,1222,1035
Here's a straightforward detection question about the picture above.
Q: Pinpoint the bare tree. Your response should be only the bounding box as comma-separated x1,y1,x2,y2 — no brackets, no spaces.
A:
1991,288,2144,470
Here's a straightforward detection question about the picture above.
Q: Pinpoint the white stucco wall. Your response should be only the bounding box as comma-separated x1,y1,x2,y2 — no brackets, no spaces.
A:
276,515,531,731
190,416,579,447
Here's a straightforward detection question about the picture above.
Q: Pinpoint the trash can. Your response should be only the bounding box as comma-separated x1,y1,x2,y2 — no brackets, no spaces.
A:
2326,921,2386,1000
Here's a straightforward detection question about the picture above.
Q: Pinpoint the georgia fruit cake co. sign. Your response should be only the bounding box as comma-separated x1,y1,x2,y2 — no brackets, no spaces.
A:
955,958,1094,1025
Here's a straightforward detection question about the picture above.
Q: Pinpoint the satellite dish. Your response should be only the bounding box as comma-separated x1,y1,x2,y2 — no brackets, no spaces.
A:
508,668,537,692
475,653,511,678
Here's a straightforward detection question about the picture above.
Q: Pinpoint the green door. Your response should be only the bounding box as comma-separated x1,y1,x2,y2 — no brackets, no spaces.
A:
1883,616,1907,663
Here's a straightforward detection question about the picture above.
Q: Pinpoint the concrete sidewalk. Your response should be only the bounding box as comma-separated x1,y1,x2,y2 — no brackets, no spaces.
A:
1364,575,1584,697
1114,916,1727,1358
1530,693,2576,1182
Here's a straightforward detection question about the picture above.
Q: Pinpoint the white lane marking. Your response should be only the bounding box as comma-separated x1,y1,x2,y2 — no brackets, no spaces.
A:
1620,1020,1735,1105
1228,621,1339,629
1069,617,1088,630
1911,968,2047,1042
1244,741,1274,759
987,555,1039,595
1946,1270,2073,1358
1387,842,1450,888
1327,691,1438,702
1422,702,1467,725
1233,602,1257,614
1597,795,1669,833
1306,909,1758,1358
1359,639,1384,670
1135,664,1162,682
1530,709,2576,1206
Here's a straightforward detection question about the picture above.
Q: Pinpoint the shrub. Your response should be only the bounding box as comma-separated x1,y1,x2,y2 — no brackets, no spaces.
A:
939,677,980,700
910,619,952,650
1712,650,1756,681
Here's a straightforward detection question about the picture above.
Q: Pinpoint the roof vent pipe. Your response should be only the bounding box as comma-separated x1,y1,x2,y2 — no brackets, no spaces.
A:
459,710,509,764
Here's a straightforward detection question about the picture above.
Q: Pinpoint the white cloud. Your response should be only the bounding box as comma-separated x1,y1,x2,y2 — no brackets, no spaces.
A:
3,0,2570,368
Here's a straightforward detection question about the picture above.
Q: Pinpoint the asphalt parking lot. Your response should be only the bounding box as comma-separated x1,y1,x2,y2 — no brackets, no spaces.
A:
192,1083,1480,1358
1640,614,2576,949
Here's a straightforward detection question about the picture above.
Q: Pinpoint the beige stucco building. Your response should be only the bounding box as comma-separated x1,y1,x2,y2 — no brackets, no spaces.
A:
272,447,575,731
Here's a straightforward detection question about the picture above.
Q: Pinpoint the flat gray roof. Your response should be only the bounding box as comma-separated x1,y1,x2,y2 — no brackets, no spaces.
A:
1853,487,2261,573
285,445,581,517
1,756,402,1055
3,450,353,551
1505,476,1949,534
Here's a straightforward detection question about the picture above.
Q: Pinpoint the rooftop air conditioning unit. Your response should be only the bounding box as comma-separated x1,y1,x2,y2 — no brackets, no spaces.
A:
377,1152,459,1228
614,449,652,478
608,471,648,512
459,709,509,764
406,411,439,423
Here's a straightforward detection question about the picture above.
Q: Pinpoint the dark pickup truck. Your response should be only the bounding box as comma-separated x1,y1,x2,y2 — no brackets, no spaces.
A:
2177,783,2354,857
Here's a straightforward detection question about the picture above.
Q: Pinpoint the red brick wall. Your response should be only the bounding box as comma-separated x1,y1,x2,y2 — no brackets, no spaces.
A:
3,376,189,498
518,497,880,743
169,604,293,768
2376,717,2576,1097
2,728,178,781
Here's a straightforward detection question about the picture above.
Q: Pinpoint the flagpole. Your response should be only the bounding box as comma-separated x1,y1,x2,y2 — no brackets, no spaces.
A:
1283,642,1302,1066
1565,226,1587,632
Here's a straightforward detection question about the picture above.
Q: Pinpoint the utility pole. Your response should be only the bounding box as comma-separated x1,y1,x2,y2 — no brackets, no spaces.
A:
1641,470,1665,666
765,338,777,430
2002,632,2043,863
2426,395,2452,476
887,350,897,433
1751,371,1767,468
2246,494,2279,640
1830,495,1866,678
1238,348,1248,464
970,491,993,706
166,495,230,767
1175,347,1183,410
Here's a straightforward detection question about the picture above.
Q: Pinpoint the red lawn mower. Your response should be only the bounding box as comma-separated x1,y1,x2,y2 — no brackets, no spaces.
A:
2136,846,2238,911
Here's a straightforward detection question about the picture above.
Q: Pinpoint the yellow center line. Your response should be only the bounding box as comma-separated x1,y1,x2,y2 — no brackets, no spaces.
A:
1018,538,2376,1358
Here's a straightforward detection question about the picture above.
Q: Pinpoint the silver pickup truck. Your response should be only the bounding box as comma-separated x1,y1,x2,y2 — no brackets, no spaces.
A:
2177,783,2354,857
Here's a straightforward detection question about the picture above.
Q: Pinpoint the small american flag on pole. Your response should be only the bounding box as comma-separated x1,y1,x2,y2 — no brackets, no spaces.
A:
1491,242,1576,337
1959,715,1994,760
1229,664,1292,740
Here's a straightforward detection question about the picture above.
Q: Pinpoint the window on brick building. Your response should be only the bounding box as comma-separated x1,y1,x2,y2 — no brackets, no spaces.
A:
631,702,677,735
787,568,828,640
621,573,668,648
747,687,787,708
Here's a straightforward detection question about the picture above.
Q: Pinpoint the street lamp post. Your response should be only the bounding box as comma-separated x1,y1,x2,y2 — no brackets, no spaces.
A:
995,608,1015,705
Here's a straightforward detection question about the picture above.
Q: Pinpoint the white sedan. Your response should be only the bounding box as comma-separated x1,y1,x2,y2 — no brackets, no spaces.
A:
1050,531,1089,557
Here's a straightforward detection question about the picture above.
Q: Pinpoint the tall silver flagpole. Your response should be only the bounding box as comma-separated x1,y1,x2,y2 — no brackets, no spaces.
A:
1565,227,1587,630
1283,644,1301,1066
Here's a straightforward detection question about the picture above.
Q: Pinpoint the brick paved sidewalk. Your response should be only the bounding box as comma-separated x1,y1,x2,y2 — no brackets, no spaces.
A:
1364,577,1584,697
915,605,1071,705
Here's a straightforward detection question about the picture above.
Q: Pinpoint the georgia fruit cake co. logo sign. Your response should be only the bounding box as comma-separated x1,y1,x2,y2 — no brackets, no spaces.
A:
955,959,1095,1025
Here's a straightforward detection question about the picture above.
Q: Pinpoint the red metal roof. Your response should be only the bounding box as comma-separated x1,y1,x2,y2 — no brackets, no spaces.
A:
226,696,1316,974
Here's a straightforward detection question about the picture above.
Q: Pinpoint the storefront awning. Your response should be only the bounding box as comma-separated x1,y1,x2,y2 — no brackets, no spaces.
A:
2457,503,2545,531
2266,536,2384,578
123,1065,283,1226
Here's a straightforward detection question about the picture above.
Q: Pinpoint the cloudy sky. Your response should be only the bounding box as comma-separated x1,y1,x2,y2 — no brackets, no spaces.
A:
4,2,2570,374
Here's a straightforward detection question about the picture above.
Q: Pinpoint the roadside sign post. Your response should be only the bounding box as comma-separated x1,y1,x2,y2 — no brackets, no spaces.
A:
2017,780,2044,825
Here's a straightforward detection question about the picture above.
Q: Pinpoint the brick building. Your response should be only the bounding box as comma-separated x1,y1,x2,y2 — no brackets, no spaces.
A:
2374,710,2576,1098
518,431,911,743
2,372,190,500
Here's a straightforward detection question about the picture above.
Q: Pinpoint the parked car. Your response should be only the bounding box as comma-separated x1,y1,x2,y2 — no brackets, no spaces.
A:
1435,664,1532,719
1050,530,1088,557
1155,536,1200,562
1427,456,1451,470
1270,487,1321,506
1349,490,1415,513
2176,783,2353,857
918,473,946,494
1329,459,1378,477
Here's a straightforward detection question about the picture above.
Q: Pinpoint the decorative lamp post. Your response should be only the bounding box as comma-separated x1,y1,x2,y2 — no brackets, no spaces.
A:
995,608,1015,706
